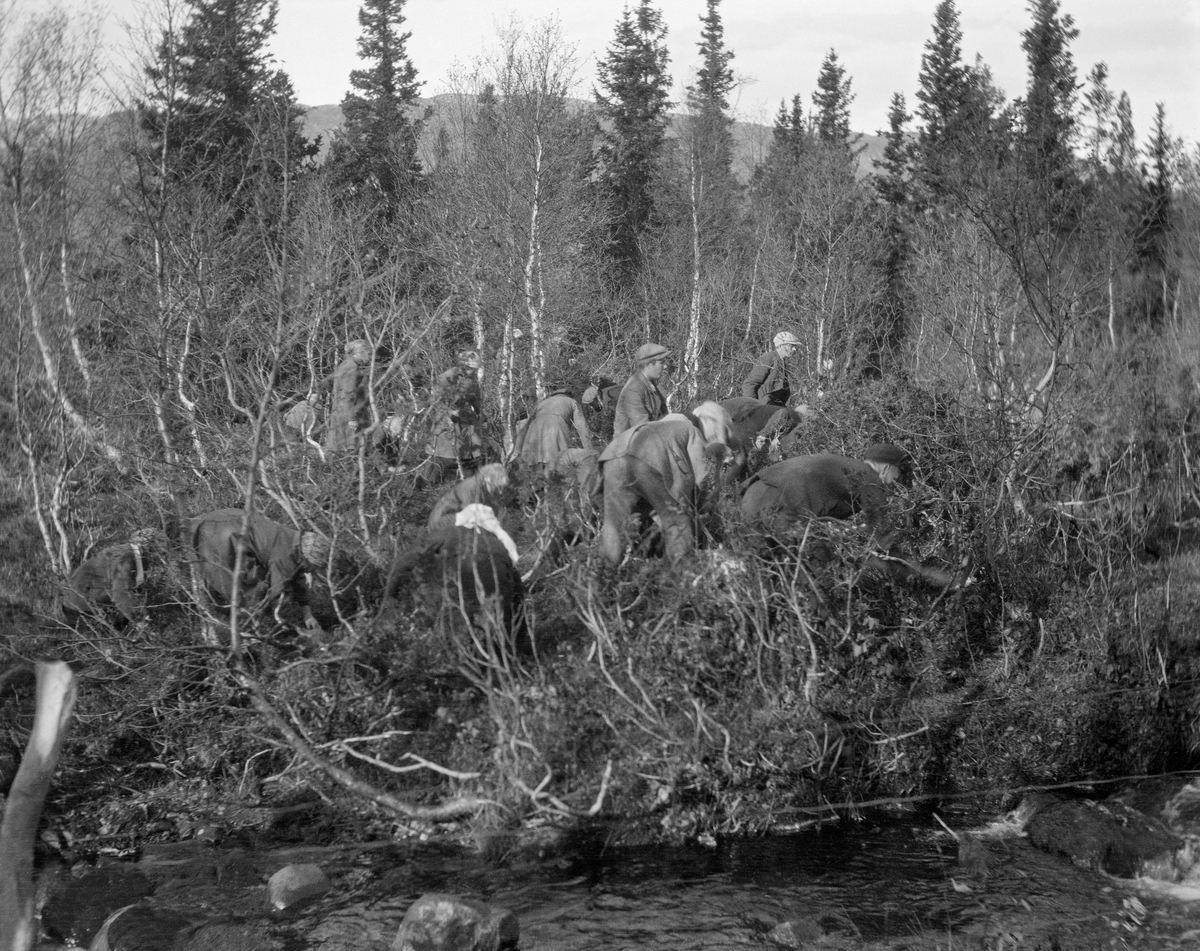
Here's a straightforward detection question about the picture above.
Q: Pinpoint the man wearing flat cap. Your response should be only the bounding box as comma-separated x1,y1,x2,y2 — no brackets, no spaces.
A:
743,331,801,406
612,343,671,437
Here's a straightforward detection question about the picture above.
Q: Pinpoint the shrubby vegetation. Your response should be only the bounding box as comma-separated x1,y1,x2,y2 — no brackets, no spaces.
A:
1,0,1199,848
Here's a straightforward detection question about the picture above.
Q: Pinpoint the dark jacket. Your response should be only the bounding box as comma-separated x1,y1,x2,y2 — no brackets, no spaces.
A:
741,349,791,405
189,508,308,612
62,544,145,624
612,370,666,436
385,526,528,650
429,366,486,462
740,454,888,530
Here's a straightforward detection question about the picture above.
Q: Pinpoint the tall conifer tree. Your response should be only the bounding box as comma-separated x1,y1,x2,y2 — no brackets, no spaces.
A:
327,0,424,216
141,0,313,206
595,0,672,277
812,50,856,151
685,0,735,182
912,0,1002,202
1019,0,1079,187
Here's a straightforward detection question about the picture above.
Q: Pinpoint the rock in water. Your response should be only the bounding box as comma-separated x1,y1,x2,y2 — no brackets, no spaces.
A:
391,893,519,951
266,863,331,911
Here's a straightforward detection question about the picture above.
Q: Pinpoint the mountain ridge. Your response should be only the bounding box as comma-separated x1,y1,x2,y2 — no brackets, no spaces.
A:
299,95,888,181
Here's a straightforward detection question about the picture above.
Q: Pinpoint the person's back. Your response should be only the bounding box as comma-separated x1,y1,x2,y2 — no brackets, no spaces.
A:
515,390,591,469
740,451,897,535
598,403,734,565
189,508,322,630
62,544,142,626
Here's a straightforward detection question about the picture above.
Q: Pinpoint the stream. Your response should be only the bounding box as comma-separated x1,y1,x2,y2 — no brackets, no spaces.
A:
61,805,1200,950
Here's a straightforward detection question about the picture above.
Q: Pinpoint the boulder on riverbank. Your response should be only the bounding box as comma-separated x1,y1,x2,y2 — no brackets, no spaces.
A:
1022,793,1188,879
392,893,518,951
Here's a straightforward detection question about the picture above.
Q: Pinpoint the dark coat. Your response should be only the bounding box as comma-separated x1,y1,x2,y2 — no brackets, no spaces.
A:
612,370,666,436
62,544,145,625
741,349,791,405
428,366,485,462
720,397,802,446
384,526,528,651
740,454,888,532
189,509,309,615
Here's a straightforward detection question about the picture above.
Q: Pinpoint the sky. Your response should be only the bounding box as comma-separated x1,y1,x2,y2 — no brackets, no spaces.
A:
92,0,1200,146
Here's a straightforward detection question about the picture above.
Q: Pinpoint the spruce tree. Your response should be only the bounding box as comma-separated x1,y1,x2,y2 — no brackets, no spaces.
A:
912,0,996,200
326,0,424,216
1109,92,1138,178
871,93,913,371
873,92,912,208
140,0,314,207
685,0,735,181
1134,103,1178,324
595,0,672,277
915,0,970,150
812,49,855,150
1019,0,1079,186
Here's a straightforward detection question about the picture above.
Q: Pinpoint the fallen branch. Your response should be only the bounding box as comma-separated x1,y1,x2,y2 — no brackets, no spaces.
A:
231,658,494,821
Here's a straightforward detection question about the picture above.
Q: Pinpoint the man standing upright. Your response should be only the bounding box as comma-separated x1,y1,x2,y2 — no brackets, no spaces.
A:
324,339,373,451
743,331,801,406
613,343,671,436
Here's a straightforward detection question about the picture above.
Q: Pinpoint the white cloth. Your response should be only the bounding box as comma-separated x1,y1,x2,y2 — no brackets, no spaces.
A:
454,504,520,565
131,542,144,587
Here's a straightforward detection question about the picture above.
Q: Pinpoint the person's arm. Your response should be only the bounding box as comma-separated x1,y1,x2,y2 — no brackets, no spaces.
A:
109,549,145,624
280,552,320,632
571,401,592,447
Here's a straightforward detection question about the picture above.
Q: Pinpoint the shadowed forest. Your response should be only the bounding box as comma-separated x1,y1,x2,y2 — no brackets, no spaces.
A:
2,0,1200,851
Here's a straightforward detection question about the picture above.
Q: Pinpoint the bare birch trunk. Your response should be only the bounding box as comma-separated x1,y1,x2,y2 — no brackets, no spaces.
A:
11,201,125,469
524,131,546,398
683,148,703,404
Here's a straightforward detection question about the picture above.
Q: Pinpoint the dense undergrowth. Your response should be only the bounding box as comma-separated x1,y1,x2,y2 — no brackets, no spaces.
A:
4,348,1200,854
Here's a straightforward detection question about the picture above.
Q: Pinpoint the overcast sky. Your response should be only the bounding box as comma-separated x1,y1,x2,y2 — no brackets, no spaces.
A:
99,0,1199,146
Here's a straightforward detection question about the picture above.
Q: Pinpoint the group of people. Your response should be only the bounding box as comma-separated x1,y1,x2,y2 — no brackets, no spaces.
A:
411,329,916,573
63,330,944,638
62,507,333,636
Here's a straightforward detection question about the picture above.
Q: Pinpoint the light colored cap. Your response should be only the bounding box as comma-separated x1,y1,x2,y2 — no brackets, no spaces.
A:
773,331,801,348
634,343,671,365
300,531,332,567
691,400,733,445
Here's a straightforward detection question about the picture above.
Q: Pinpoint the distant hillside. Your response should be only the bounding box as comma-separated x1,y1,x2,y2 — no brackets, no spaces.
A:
299,96,886,181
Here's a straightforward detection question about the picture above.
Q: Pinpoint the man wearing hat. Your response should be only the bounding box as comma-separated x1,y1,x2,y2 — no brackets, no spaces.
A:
613,343,671,437
739,444,908,535
743,331,801,406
